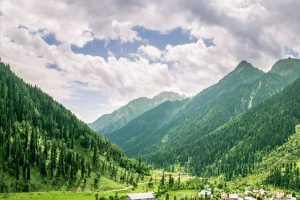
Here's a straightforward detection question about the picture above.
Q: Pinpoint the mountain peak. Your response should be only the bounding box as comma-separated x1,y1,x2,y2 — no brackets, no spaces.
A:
271,57,300,76
90,91,185,134
152,91,185,101
235,60,253,70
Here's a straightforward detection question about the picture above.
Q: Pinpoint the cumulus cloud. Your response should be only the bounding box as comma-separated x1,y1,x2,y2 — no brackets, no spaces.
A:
0,0,299,122
138,45,163,60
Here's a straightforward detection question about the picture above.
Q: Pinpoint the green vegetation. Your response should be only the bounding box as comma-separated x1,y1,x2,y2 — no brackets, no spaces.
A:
106,59,300,173
103,58,300,190
107,60,265,156
0,61,149,192
2,58,300,196
89,91,184,135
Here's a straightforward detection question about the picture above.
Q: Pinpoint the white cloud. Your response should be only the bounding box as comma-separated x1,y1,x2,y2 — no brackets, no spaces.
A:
111,20,140,43
1,0,300,122
138,45,163,60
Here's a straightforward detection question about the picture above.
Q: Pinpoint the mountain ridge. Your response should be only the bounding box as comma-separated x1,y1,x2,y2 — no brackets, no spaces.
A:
104,58,300,181
89,91,185,135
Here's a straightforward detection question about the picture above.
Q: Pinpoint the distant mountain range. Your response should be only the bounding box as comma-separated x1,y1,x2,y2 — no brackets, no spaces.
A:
91,57,300,184
89,91,185,135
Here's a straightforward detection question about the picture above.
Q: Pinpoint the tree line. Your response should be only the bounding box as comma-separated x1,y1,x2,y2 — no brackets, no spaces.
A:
0,61,149,192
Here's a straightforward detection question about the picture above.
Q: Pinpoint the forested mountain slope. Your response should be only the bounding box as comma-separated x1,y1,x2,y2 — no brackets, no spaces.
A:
89,91,184,135
263,125,300,190
107,61,265,156
152,75,300,180
150,59,300,166
107,99,190,156
106,58,300,182
0,61,148,192
233,124,300,190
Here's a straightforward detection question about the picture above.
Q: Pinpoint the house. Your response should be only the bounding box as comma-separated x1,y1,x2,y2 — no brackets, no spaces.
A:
198,190,212,198
229,194,239,200
126,192,155,200
244,197,256,200
275,192,285,199
259,189,266,196
221,193,228,199
286,194,297,200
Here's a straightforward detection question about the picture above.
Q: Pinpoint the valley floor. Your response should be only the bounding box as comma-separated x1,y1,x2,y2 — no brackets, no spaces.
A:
1,171,300,200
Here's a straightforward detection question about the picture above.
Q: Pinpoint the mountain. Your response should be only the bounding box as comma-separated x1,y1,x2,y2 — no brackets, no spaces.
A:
107,61,265,156
147,58,300,178
0,61,148,192
106,58,300,180
186,60,265,111
89,91,185,135
164,76,300,179
107,99,190,156
271,57,300,77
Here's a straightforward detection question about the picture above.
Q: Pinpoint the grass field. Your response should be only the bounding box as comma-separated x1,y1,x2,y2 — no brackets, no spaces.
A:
0,170,199,200
0,189,200,200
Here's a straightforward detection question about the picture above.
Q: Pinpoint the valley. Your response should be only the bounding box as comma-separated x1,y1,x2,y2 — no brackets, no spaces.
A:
2,0,300,199
1,59,300,199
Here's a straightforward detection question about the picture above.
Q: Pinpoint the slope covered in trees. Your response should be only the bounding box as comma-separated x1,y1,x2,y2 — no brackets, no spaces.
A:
105,58,300,185
107,99,190,156
89,91,184,135
107,58,300,159
0,61,149,192
107,61,265,156
152,75,300,181
256,125,300,190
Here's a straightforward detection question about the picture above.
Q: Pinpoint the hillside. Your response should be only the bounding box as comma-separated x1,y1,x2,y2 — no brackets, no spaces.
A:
153,75,300,180
107,99,190,156
107,61,265,156
230,124,300,190
0,61,149,192
105,58,300,181
89,91,185,135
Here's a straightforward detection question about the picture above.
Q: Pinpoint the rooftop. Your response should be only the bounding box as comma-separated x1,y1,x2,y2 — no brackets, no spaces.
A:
127,192,155,200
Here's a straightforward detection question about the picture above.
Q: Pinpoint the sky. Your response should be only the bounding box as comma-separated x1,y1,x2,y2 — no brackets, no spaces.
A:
0,0,300,123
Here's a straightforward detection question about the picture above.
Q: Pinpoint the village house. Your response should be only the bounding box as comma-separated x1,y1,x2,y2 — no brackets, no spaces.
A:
198,189,212,198
244,197,256,200
221,193,228,199
275,192,285,199
126,192,155,200
286,194,297,200
229,193,239,200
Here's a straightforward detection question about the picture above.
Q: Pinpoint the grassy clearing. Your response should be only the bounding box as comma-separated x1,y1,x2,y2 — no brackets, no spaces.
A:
1,191,98,200
0,170,199,200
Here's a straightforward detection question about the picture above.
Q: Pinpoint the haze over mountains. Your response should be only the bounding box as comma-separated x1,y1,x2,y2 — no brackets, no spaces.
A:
90,57,300,182
1,57,300,192
89,91,185,135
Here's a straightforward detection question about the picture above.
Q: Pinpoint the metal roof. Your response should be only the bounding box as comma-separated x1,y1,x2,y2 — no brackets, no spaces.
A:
127,192,155,199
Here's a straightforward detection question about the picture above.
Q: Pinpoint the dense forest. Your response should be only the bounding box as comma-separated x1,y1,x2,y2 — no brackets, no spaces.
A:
151,76,300,178
266,162,300,190
102,58,300,189
107,61,265,156
106,58,300,165
0,61,149,192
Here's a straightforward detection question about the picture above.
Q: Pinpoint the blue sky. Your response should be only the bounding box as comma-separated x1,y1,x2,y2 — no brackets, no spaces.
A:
1,0,300,122
70,27,197,60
